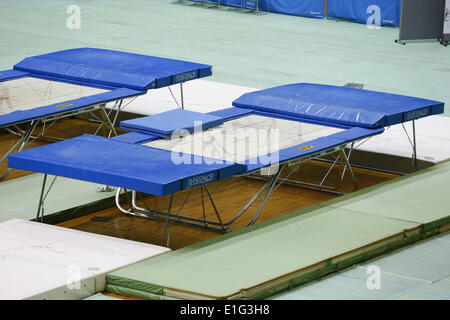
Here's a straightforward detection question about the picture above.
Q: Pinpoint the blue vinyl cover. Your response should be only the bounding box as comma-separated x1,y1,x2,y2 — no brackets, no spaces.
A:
7,107,383,194
115,108,255,145
13,48,212,91
207,107,255,120
232,83,445,128
120,109,224,137
112,132,160,144
0,69,29,82
327,0,401,27
0,87,144,127
201,0,322,16
261,0,324,18
8,135,247,196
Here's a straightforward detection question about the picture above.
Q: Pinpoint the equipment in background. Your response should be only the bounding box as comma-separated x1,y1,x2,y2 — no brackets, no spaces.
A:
442,0,450,46
396,0,448,46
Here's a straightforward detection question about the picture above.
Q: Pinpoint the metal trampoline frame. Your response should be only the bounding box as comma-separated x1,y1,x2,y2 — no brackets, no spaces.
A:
109,141,357,246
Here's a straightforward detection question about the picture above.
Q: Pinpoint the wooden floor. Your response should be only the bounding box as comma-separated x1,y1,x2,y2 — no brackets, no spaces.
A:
1,117,399,250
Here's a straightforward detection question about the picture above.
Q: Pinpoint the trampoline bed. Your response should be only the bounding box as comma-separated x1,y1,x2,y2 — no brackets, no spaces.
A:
0,47,212,180
7,83,444,242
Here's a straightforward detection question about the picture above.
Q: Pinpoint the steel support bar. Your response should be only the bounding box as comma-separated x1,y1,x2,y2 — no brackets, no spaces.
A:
114,167,288,234
115,188,230,233
36,174,48,222
246,164,285,227
180,83,184,110
34,174,58,222
0,120,39,181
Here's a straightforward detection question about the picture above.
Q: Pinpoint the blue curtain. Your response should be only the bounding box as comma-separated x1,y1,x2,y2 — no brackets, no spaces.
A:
262,0,325,18
327,0,401,27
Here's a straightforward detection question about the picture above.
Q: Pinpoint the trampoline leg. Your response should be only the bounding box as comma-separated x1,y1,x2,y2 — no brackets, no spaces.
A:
162,194,174,247
225,173,274,226
401,121,418,172
319,153,341,187
109,99,124,136
95,104,118,137
204,184,227,232
180,83,184,110
34,174,58,222
36,174,48,222
339,143,354,183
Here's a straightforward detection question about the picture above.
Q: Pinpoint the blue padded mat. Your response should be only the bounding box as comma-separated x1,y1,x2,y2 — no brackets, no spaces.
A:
0,48,213,128
8,135,247,196
120,109,224,137
112,132,159,144
0,69,29,82
232,83,444,128
13,48,212,91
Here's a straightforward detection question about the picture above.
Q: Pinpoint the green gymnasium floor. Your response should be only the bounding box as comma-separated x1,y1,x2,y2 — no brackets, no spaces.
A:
0,0,449,117
271,232,450,300
1,0,449,300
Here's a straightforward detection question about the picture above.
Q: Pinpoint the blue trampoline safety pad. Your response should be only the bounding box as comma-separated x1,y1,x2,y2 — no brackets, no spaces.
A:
232,83,445,128
0,69,29,82
120,109,224,137
7,135,246,196
13,48,212,91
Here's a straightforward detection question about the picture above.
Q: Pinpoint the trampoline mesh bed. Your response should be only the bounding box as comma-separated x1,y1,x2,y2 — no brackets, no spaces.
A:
0,77,108,115
144,114,344,163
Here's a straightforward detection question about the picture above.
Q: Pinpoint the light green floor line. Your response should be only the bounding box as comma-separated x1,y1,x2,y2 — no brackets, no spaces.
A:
0,173,116,223
325,160,450,225
105,162,450,300
0,0,449,116
271,232,450,300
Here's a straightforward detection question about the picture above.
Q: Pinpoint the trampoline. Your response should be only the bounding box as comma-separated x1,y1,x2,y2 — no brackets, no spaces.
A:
7,83,444,244
0,48,212,180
